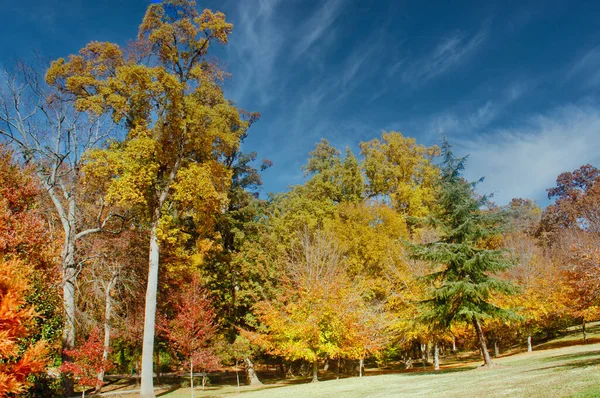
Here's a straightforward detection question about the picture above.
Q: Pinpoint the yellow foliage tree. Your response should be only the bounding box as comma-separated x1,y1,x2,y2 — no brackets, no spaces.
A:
360,132,440,222
47,2,253,396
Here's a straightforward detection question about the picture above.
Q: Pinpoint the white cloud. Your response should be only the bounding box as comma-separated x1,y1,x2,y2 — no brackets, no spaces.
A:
400,28,487,85
292,0,345,60
456,105,600,205
225,0,284,107
568,46,600,88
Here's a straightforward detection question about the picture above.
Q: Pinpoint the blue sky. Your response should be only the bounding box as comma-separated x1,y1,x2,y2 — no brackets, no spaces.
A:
2,0,600,205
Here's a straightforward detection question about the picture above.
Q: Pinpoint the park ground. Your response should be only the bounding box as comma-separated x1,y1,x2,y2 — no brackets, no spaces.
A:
98,324,600,398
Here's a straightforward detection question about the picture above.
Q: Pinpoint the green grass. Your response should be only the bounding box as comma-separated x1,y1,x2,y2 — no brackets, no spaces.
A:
106,324,600,398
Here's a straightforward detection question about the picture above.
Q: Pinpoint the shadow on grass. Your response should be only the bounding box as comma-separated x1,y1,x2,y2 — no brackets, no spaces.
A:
156,383,181,397
526,350,600,372
541,350,600,363
535,337,600,351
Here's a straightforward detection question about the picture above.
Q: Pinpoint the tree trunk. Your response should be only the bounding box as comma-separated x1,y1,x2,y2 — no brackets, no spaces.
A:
583,320,587,342
311,361,318,383
140,222,160,398
190,359,194,398
494,341,500,357
359,357,364,378
336,357,341,379
244,357,262,385
452,336,457,353
62,243,77,397
235,360,240,390
527,335,532,352
434,343,440,370
472,316,493,367
96,277,114,393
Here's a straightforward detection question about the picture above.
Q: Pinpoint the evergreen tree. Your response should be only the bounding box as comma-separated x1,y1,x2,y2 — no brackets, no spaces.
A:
410,139,516,367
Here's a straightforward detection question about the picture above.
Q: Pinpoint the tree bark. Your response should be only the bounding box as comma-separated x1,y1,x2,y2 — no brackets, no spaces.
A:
190,359,194,398
494,341,500,357
311,361,318,383
140,222,160,398
434,343,440,370
244,357,262,385
472,316,493,367
359,357,364,378
527,335,532,352
62,245,76,397
583,320,587,342
452,336,457,353
96,276,115,393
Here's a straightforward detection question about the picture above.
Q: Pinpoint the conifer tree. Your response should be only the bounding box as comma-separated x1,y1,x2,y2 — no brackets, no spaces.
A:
410,139,515,367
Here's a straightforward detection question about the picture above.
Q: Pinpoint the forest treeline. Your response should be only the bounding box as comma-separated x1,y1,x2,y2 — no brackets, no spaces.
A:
1,1,599,397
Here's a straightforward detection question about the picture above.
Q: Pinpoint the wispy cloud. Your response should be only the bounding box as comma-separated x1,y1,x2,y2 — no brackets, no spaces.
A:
457,104,600,205
225,0,284,107
292,0,345,60
412,81,529,140
400,28,488,85
568,46,600,88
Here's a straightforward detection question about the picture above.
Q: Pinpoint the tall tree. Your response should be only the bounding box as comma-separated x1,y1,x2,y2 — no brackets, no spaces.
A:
0,63,118,377
46,2,253,396
409,139,515,367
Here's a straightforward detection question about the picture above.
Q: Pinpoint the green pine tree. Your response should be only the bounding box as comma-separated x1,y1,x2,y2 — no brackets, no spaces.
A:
410,138,516,367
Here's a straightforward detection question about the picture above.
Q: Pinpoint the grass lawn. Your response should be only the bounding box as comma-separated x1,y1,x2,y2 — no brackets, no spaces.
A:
104,324,600,398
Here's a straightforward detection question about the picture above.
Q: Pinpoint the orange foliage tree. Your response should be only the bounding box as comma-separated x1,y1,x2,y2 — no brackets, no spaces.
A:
0,259,49,397
0,146,52,396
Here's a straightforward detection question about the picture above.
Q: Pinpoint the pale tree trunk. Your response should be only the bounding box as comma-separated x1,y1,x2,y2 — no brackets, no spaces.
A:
494,341,500,357
359,357,364,378
140,222,160,398
434,343,440,370
583,320,587,342
472,317,493,367
62,229,77,397
452,336,457,353
311,361,318,383
244,357,262,385
190,358,194,398
96,276,115,393
235,360,240,391
527,335,532,352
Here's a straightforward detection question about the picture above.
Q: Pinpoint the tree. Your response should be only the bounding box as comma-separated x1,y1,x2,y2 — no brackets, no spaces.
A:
0,259,49,397
252,230,373,382
0,63,119,382
60,328,113,398
159,275,219,397
539,164,600,243
46,2,253,396
409,139,516,367
360,131,440,221
303,139,363,204
201,147,271,385
0,146,53,396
